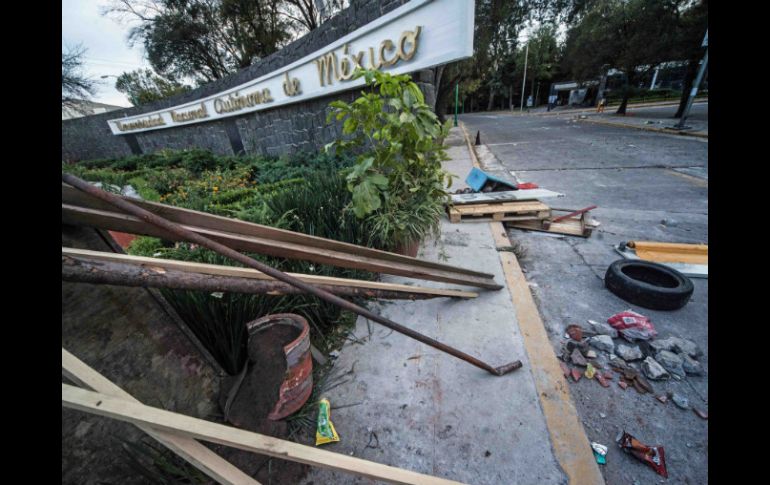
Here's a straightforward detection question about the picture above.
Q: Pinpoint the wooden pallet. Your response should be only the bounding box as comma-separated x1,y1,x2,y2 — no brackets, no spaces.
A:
506,210,598,237
448,200,551,223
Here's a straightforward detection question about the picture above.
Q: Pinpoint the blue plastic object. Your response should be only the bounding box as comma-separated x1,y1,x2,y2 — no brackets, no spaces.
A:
464,167,518,192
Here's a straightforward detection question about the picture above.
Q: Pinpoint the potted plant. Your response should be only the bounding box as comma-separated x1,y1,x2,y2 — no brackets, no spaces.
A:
326,69,453,256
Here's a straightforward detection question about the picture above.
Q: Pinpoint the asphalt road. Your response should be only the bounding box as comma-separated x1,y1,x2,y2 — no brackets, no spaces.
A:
461,110,708,485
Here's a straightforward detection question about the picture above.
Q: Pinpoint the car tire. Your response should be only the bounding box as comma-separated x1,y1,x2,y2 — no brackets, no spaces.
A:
604,259,694,311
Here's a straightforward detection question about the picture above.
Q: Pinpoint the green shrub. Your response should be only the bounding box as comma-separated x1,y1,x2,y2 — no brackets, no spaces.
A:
327,69,452,250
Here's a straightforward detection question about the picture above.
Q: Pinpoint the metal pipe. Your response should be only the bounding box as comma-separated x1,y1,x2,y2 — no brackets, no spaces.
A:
62,173,522,376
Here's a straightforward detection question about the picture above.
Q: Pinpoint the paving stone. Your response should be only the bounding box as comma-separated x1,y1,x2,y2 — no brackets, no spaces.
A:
588,335,615,353
616,344,644,361
641,356,671,381
655,350,686,378
680,352,704,376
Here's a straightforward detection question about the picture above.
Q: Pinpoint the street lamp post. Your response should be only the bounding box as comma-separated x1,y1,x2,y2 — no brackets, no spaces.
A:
673,29,708,130
519,41,529,112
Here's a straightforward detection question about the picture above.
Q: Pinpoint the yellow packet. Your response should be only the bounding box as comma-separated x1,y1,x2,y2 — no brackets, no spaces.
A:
585,363,596,379
315,398,340,446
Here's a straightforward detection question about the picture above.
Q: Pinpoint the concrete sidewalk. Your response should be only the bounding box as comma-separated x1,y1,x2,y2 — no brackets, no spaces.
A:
301,129,602,485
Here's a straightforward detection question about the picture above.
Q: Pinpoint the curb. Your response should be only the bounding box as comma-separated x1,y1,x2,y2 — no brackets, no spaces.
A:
482,99,708,118
458,122,606,485
579,117,708,139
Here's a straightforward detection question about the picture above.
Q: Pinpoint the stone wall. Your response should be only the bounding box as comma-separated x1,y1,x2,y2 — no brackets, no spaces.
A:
62,0,437,162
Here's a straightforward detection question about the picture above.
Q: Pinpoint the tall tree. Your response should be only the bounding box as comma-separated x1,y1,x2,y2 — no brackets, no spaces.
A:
513,24,560,107
280,0,347,32
670,0,707,117
115,68,192,106
62,45,99,112
105,0,292,84
562,0,682,114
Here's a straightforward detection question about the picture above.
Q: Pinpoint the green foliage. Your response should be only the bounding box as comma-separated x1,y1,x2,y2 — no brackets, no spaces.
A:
326,69,452,249
68,148,371,375
127,236,165,256
115,68,191,106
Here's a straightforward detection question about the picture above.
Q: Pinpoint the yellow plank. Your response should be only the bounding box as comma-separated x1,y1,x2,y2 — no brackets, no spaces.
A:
628,241,708,264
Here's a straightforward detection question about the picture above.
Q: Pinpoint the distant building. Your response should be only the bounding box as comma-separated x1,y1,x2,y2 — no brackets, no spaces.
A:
62,99,125,120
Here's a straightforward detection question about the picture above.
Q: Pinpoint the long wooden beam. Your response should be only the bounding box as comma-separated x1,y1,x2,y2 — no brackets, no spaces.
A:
62,248,478,299
62,183,492,279
62,384,466,485
62,254,467,300
61,349,260,485
62,204,502,290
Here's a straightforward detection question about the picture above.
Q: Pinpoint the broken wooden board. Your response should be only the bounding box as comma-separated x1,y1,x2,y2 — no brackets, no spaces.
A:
450,189,565,205
61,204,502,289
448,200,551,223
62,183,492,280
614,245,707,278
627,241,708,265
506,212,597,238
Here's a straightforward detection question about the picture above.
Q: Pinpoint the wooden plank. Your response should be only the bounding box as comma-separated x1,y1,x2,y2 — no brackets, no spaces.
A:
62,204,502,290
451,201,550,215
62,384,466,485
450,189,564,205
62,248,478,299
62,184,491,279
507,218,591,237
448,201,551,224
61,349,260,485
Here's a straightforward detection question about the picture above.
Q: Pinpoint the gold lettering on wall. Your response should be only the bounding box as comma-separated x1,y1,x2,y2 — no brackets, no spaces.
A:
170,103,208,123
282,72,302,96
315,26,422,87
213,89,273,114
116,114,166,132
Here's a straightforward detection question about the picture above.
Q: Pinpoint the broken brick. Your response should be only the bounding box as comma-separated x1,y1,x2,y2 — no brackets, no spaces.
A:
618,380,628,390
571,368,582,382
602,371,614,380
566,324,583,341
656,394,668,404
596,374,610,388
693,408,708,420
559,361,570,378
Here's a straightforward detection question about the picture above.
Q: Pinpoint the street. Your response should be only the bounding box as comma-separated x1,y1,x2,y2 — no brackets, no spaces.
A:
462,105,708,485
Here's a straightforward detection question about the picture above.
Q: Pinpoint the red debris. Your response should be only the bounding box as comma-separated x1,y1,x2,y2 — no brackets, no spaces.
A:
656,394,668,404
566,324,583,341
618,380,628,390
602,371,614,380
617,431,668,478
571,368,582,382
693,408,708,420
518,182,539,189
596,374,610,387
559,361,571,378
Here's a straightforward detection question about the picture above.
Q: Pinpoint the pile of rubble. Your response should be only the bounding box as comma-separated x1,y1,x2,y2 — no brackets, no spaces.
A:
558,310,706,416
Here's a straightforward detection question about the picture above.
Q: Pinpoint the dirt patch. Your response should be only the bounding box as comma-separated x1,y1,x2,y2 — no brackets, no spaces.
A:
216,323,310,484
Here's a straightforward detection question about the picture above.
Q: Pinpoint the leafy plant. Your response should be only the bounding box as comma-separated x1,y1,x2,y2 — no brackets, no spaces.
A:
326,69,453,250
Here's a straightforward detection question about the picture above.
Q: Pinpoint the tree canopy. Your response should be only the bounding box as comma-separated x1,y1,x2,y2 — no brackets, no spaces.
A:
62,44,98,110
115,69,192,106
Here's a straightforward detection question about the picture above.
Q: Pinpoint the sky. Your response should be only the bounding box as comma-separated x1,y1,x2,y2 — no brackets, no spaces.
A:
62,0,150,107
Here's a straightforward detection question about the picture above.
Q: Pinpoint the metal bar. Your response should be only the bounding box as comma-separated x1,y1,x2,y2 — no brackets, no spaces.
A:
62,173,522,376
62,254,439,300
551,205,597,223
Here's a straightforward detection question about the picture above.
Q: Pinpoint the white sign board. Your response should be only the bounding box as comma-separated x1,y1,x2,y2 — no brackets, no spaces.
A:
107,0,475,135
